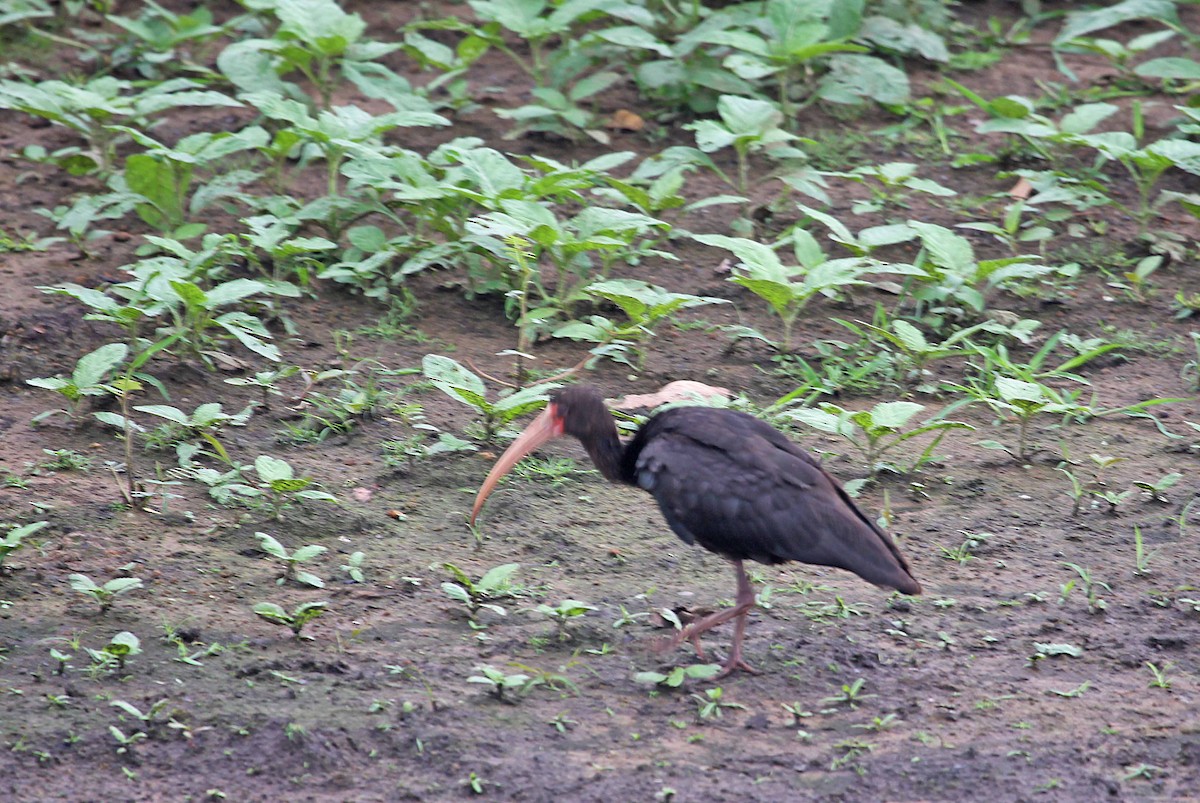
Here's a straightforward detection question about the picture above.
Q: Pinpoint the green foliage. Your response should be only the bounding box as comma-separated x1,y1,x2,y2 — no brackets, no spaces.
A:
634,663,721,687
441,562,522,619
786,400,971,475
0,521,49,568
423,355,558,443
535,599,597,638
554,278,726,369
255,531,327,588
694,229,906,350
685,95,803,196
251,455,338,519
904,221,1050,325
252,600,328,638
467,663,537,701
136,401,253,465
68,574,143,614
28,342,128,424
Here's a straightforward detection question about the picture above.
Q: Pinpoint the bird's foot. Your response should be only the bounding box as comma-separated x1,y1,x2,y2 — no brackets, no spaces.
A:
651,632,710,662
715,650,758,678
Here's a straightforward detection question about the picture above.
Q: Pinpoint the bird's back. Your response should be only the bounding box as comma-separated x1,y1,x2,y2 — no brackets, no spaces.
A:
627,406,920,595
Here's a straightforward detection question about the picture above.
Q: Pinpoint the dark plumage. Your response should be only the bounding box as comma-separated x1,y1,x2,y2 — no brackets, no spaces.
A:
472,385,921,675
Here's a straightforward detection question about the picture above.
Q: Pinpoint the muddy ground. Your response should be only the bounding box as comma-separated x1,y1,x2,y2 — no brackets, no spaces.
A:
1,1,1199,801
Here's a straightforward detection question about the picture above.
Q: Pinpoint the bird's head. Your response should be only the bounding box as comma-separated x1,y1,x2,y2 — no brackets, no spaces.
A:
470,385,613,524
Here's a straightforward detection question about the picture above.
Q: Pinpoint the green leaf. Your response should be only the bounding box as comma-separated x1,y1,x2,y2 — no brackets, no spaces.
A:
909,221,975,272
477,563,520,593
72,342,129,389
132,404,190,425
868,401,925,429
253,602,290,623
102,577,144,595
995,376,1047,405
422,354,487,397
1135,57,1200,80
255,532,289,559
254,455,294,483
68,574,100,593
107,631,141,656
1055,0,1177,44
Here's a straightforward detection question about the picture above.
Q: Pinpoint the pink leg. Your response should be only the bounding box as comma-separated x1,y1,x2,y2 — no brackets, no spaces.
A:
674,559,759,676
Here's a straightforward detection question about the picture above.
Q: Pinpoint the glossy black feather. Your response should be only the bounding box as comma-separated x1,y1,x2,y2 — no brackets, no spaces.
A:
623,405,920,595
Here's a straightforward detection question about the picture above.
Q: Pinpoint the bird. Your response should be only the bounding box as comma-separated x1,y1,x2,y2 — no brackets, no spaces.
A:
471,384,922,677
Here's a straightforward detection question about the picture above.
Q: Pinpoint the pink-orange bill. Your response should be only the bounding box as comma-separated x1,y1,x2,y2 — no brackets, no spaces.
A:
470,405,565,523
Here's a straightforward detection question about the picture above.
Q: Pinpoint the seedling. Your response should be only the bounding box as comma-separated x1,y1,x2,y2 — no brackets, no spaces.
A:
534,599,597,639
0,74,240,175
960,375,1078,462
1134,472,1181,503
611,604,650,629
786,400,970,475
86,631,143,674
37,449,93,473
69,574,144,614
781,702,814,726
136,402,253,466
252,600,329,639
1047,681,1092,698
556,279,726,370
251,456,338,520
461,771,489,795
633,664,721,688
685,95,803,196
423,355,558,443
109,725,148,755
821,677,875,709
0,521,49,569
691,686,746,720
547,712,576,733
693,231,892,350
938,531,991,565
27,342,128,424
112,698,169,724
441,562,521,620
1028,642,1082,668
255,532,327,588
340,551,366,583
467,663,535,701
852,714,900,732
1145,661,1173,690
1061,563,1110,613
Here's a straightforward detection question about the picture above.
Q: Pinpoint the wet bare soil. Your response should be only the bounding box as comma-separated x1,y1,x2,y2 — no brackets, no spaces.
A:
1,2,1199,801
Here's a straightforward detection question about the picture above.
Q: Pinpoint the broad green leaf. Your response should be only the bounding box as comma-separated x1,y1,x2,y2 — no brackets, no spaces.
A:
788,407,847,435
995,376,1047,405
909,221,975,272
868,401,925,429
1135,57,1200,80
477,562,520,593
422,354,487,396
255,532,288,559
292,545,327,562
891,320,929,352
255,455,295,483
72,342,129,388
132,404,190,425
1055,0,1177,44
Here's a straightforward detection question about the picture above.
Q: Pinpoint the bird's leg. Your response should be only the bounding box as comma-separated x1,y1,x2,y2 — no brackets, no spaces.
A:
716,560,758,677
674,559,759,676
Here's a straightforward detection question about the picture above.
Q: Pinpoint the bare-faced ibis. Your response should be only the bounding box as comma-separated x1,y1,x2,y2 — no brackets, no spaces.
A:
471,385,922,676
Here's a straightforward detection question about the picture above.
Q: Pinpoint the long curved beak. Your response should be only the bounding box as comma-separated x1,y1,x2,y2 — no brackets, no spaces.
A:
470,404,564,523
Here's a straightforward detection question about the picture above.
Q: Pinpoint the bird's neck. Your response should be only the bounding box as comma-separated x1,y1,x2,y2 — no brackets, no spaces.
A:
582,428,631,485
